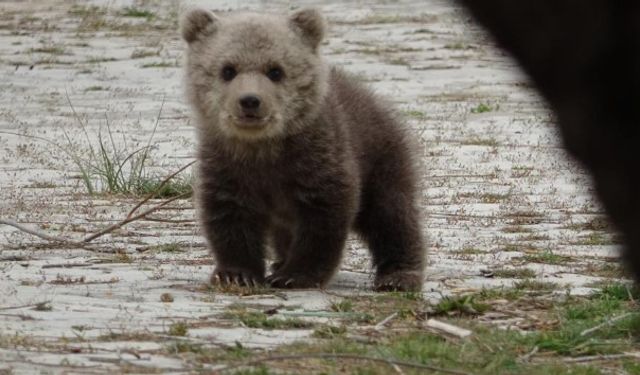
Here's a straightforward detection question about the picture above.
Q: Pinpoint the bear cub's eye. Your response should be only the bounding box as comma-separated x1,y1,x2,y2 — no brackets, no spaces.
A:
221,66,237,82
266,67,284,82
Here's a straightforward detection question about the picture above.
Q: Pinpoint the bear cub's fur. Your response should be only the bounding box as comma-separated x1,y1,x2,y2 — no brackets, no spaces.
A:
181,8,426,291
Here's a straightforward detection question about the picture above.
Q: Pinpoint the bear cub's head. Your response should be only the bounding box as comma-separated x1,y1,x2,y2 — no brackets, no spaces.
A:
182,8,328,141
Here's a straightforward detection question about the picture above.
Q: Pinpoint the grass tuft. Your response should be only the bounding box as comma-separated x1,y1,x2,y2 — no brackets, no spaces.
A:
121,7,155,19
61,96,193,196
471,102,497,113
168,321,188,336
433,294,489,316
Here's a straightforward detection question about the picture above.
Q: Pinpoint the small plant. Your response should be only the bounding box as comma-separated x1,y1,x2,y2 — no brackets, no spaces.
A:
313,325,347,338
461,137,500,147
131,49,159,59
29,45,66,55
522,249,573,265
479,193,510,203
160,293,174,303
121,7,155,19
84,85,107,92
168,321,188,336
444,42,468,50
167,341,203,354
592,282,640,301
331,300,354,313
404,110,426,120
150,243,184,253
514,279,558,292
110,253,132,263
471,102,497,113
33,302,52,311
62,96,193,196
141,61,176,68
135,175,193,198
226,308,314,330
432,295,489,316
492,268,537,279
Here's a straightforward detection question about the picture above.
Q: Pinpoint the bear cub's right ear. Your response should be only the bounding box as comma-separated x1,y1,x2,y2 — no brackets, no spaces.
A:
181,8,219,43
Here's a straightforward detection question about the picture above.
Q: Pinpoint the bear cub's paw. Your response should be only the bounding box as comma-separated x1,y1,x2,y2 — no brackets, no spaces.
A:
211,266,264,287
266,268,327,289
374,270,424,292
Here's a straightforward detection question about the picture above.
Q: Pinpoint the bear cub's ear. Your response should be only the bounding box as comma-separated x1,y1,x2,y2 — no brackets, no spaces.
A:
181,8,219,43
289,8,325,50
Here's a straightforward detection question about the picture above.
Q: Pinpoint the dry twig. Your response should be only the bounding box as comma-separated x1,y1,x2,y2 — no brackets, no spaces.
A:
424,319,472,339
374,312,398,330
82,192,191,243
580,312,637,337
126,160,195,219
563,352,640,363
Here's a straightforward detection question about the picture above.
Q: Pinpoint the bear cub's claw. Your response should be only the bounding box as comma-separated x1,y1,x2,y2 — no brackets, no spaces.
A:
266,269,323,289
374,270,424,292
211,267,264,287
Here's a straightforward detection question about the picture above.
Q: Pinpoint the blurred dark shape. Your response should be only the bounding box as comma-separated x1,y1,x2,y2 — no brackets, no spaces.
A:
459,1,640,279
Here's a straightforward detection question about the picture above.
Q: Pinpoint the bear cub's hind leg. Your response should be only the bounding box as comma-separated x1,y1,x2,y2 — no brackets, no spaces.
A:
356,151,425,292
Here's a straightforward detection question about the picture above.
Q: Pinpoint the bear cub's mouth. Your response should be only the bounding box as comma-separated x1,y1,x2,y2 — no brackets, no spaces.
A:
230,114,271,130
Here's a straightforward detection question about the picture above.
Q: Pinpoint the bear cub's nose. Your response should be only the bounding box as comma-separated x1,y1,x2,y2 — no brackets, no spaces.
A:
239,95,261,111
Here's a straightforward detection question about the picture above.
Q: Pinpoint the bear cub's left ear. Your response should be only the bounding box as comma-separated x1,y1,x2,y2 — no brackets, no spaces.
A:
289,8,325,50
181,8,219,43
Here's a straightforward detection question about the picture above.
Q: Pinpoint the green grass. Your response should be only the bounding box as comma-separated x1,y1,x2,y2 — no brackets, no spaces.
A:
444,42,470,50
168,321,188,336
475,286,525,301
131,49,159,59
514,279,559,293
480,193,510,203
492,268,537,279
573,233,615,246
121,7,155,19
522,250,574,265
149,243,184,253
211,283,640,374
404,110,426,120
141,61,176,68
84,85,107,92
471,102,498,113
592,282,640,301
432,294,490,316
61,97,193,196
29,46,66,55
331,300,354,313
461,137,500,147
135,175,193,198
86,56,118,63
226,309,314,330
312,325,347,339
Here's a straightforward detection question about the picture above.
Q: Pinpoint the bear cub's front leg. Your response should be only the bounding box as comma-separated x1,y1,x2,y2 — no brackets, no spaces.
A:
201,192,267,287
266,200,351,288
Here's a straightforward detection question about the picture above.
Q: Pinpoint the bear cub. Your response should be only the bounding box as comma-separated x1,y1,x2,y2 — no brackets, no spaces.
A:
181,8,426,291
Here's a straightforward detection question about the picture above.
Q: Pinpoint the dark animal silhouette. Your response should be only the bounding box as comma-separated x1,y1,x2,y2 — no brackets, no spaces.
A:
459,1,640,278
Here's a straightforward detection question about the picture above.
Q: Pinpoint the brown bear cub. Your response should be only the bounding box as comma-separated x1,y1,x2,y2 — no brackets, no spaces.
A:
181,8,426,291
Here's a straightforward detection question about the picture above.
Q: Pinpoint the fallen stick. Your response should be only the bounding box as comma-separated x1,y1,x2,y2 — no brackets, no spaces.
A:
580,312,637,337
563,352,640,363
126,160,195,220
82,192,191,243
0,219,85,246
424,319,472,339
374,312,398,330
